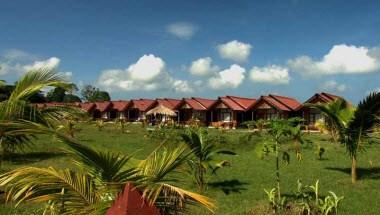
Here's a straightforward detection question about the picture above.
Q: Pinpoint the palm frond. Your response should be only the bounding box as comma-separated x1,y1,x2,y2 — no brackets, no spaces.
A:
65,141,140,184
0,167,100,215
9,69,72,101
345,93,380,157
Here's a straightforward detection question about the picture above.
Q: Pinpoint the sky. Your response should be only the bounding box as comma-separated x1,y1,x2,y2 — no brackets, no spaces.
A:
0,0,379,103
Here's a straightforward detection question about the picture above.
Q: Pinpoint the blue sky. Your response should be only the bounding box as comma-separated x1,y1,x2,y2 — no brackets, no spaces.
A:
0,0,379,103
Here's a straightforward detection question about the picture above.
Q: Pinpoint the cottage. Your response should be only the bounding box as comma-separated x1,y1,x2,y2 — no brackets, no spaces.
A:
176,97,216,125
249,94,301,120
298,92,342,129
127,99,155,121
210,96,256,128
110,100,130,120
93,101,113,119
79,102,96,117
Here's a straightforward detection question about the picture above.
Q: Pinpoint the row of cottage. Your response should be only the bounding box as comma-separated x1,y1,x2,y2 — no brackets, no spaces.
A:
38,92,342,129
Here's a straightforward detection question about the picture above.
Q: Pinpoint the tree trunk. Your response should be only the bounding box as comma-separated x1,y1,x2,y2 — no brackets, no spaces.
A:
275,141,281,202
351,156,357,184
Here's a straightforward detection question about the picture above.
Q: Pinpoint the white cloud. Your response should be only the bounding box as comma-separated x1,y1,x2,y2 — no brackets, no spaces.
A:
98,54,194,93
217,40,252,62
249,65,290,84
208,64,245,89
188,57,219,76
166,22,198,39
0,49,63,76
321,80,347,93
23,57,60,71
289,44,380,75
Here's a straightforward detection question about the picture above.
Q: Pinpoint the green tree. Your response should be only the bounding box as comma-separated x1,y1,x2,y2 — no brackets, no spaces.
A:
311,94,380,183
63,94,82,103
46,87,66,102
81,85,111,102
265,118,303,206
181,128,236,192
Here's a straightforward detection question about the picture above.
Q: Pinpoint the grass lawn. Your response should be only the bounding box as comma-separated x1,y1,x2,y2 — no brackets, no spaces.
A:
1,122,380,215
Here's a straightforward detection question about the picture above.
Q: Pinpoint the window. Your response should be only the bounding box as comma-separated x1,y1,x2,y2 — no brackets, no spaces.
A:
220,109,232,122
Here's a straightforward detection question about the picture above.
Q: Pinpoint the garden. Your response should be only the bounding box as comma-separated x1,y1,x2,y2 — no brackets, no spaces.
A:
0,70,379,215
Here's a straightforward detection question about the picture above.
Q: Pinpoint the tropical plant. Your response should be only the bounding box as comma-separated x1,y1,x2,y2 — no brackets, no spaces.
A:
264,118,304,205
0,125,215,214
311,93,380,183
0,69,83,156
181,128,236,192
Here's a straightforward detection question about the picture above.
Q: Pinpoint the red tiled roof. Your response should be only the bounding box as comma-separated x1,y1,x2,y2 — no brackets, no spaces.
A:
112,100,130,111
192,97,216,109
270,94,301,111
130,99,155,112
303,92,342,104
80,103,96,112
94,101,112,112
250,94,301,111
180,98,207,110
226,95,256,110
155,98,182,110
218,96,245,111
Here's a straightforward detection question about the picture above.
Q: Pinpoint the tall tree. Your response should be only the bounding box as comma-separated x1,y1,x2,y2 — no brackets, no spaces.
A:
312,94,380,183
81,85,111,102
46,87,66,102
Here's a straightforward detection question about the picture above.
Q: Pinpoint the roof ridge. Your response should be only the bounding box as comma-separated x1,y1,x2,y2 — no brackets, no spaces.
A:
268,94,294,111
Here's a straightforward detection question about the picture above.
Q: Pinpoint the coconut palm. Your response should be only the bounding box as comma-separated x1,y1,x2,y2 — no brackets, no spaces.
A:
181,128,236,192
0,124,215,214
307,98,353,143
0,69,83,156
311,93,380,183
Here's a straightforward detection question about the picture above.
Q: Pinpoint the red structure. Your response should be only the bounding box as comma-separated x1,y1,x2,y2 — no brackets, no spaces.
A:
176,97,216,125
210,95,256,128
298,92,342,129
249,94,301,120
107,183,160,215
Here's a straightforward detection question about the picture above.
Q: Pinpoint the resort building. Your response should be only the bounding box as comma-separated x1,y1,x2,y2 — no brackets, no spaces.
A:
109,100,130,120
93,101,113,119
148,98,182,123
176,97,216,126
298,92,341,129
209,96,256,128
127,99,155,121
249,94,301,120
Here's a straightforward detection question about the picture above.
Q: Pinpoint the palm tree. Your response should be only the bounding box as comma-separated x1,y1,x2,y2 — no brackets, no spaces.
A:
311,93,380,183
307,98,353,143
181,128,235,192
0,69,83,156
0,124,215,214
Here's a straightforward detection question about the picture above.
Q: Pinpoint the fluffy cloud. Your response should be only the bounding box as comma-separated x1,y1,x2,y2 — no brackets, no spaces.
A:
98,54,194,93
249,65,290,84
0,49,62,76
208,64,245,89
321,80,347,93
188,57,219,76
23,57,60,71
166,22,198,39
289,44,380,75
217,40,252,62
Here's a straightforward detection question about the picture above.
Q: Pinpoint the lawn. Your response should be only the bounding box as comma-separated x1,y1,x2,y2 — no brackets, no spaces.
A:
1,122,380,215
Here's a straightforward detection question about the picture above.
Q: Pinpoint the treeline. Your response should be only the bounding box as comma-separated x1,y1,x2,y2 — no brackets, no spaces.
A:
0,82,111,103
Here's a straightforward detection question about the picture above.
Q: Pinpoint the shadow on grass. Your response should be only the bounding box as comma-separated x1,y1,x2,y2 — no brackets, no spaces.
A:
325,167,380,179
1,151,67,164
208,179,249,195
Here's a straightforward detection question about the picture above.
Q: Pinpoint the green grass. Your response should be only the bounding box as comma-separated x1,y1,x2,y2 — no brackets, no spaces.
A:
1,122,380,215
